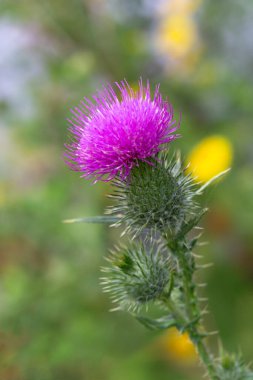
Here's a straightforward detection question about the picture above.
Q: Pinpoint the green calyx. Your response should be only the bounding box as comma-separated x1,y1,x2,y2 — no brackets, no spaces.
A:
215,352,253,380
107,153,196,235
101,243,172,311
128,161,180,229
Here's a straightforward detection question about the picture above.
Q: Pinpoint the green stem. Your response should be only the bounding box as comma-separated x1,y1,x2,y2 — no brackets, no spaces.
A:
195,339,219,380
164,296,218,379
166,239,219,380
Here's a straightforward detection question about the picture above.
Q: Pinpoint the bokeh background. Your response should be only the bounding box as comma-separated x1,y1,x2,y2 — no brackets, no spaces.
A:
1,0,253,379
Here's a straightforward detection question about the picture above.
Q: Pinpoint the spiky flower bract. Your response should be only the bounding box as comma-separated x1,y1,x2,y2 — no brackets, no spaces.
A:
216,353,253,380
65,80,179,182
101,242,172,311
107,152,197,235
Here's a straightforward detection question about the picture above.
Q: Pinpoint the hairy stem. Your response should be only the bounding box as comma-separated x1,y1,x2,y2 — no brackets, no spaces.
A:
166,238,219,380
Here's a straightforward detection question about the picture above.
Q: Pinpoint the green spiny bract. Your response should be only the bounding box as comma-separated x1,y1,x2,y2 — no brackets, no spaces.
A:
106,153,197,236
101,242,173,312
216,353,253,380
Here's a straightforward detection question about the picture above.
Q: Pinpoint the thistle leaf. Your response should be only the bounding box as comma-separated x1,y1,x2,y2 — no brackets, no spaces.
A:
63,216,120,224
177,208,208,238
196,168,230,195
135,314,177,330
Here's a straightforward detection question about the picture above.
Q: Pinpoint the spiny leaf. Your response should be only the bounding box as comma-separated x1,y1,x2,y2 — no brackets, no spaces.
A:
195,168,230,195
177,208,208,238
134,314,177,330
63,216,120,224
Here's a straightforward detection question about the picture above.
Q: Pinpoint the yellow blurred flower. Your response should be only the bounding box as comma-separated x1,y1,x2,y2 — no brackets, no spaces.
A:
186,136,233,182
160,328,197,363
154,0,203,74
156,14,197,59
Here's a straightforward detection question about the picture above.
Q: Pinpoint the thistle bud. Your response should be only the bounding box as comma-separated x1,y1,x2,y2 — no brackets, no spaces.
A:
101,243,172,311
107,153,196,235
217,353,253,380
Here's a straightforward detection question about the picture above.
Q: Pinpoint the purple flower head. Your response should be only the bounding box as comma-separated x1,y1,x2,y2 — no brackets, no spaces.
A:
65,79,180,182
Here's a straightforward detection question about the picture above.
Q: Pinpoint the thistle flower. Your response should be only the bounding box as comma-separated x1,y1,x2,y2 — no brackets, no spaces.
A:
101,242,172,311
65,80,179,182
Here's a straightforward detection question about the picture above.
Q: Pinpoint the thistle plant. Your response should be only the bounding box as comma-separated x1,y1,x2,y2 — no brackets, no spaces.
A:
65,80,253,380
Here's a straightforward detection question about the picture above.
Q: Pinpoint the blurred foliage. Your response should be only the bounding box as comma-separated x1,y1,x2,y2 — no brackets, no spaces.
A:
0,0,253,379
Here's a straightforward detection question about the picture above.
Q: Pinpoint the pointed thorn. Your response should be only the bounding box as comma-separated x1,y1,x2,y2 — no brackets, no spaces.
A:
197,241,209,247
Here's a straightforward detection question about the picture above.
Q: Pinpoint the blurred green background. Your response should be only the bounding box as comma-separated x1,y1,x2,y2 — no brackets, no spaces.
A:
1,0,253,379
